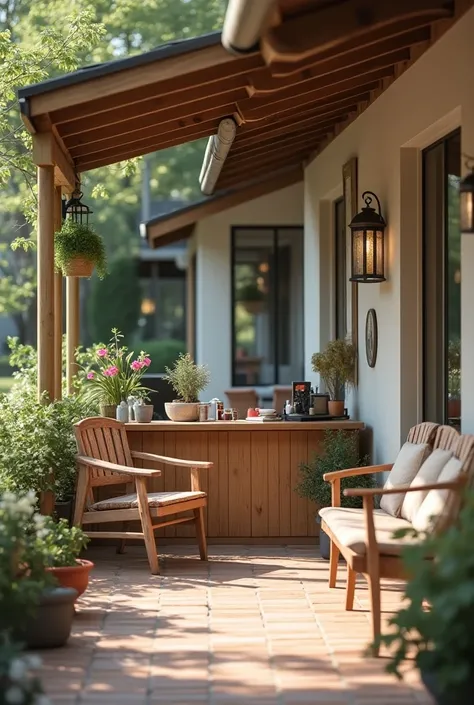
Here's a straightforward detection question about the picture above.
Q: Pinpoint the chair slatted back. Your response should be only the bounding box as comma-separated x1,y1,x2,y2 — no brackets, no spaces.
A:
436,434,474,532
75,417,134,487
406,422,439,446
432,424,460,451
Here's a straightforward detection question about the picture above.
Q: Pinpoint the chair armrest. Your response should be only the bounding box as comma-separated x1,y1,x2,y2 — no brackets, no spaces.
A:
323,464,393,482
344,478,464,498
131,450,213,469
76,455,161,477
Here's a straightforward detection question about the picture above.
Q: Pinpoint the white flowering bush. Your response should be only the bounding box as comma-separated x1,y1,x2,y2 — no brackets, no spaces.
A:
0,637,50,705
0,492,52,636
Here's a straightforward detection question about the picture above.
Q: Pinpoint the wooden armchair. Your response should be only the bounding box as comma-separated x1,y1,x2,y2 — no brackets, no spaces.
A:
319,423,474,652
73,417,213,574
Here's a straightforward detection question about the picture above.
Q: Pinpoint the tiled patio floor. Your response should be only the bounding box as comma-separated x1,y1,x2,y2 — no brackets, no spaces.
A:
39,545,433,705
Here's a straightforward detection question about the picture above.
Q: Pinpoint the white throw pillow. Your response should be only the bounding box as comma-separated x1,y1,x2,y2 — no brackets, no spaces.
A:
380,442,431,517
412,456,463,532
401,449,453,522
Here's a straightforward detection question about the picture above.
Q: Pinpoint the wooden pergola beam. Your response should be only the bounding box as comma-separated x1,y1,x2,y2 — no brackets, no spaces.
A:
261,0,451,65
219,150,311,185
32,132,76,192
217,159,305,191
231,117,345,154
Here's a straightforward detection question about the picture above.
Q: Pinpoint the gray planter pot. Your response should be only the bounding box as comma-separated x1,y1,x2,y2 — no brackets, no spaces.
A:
316,515,330,560
24,587,77,649
421,669,474,705
133,404,154,423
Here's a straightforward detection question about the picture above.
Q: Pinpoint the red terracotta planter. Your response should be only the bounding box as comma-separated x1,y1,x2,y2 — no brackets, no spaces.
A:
47,559,94,599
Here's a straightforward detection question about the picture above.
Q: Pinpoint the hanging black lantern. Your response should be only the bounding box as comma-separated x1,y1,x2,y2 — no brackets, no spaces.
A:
349,191,386,283
460,160,474,234
62,190,93,225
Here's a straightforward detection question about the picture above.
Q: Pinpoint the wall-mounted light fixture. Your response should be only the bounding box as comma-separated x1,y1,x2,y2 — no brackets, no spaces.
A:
460,158,474,234
349,191,386,283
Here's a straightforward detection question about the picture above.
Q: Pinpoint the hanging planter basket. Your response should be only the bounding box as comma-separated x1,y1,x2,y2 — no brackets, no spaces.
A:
63,256,95,278
242,300,264,315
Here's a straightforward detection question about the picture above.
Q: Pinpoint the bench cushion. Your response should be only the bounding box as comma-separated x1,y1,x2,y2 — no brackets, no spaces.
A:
380,442,431,517
319,506,415,556
90,491,206,511
401,448,453,522
412,456,463,532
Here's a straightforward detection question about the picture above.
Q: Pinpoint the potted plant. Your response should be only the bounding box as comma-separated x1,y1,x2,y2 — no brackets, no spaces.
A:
0,491,77,650
36,517,92,599
163,353,210,422
447,339,461,419
296,430,371,559
79,328,152,417
311,338,356,417
374,491,474,705
54,219,107,279
237,280,265,315
0,637,48,704
133,392,154,423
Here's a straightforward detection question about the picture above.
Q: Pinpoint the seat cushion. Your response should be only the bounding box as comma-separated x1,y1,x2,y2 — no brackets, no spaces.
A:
412,456,463,532
380,442,431,517
401,448,453,522
319,506,416,556
90,491,206,511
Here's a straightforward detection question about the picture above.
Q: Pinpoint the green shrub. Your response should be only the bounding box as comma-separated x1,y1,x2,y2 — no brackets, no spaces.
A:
88,256,141,342
54,219,107,279
296,429,373,509
141,339,186,373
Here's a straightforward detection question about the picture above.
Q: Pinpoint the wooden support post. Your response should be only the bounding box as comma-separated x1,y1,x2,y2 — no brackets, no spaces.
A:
37,165,55,515
53,187,63,400
66,276,80,395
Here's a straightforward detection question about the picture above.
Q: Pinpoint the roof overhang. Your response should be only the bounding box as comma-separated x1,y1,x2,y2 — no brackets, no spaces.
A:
142,165,303,248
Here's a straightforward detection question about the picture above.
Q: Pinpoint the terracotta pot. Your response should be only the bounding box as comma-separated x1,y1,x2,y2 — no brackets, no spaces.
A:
328,400,345,417
133,403,154,423
165,401,199,422
63,257,95,278
99,403,116,418
47,559,94,599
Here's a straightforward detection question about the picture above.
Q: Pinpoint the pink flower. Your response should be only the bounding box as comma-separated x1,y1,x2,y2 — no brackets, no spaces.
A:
87,372,95,380
97,348,108,358
103,365,119,377
143,357,151,367
131,360,144,371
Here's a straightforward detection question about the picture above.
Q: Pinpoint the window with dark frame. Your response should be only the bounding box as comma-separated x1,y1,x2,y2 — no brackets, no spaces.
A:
231,226,304,387
422,129,461,427
334,197,347,340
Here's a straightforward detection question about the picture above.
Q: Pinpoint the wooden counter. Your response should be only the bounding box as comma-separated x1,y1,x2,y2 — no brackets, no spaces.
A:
125,420,364,543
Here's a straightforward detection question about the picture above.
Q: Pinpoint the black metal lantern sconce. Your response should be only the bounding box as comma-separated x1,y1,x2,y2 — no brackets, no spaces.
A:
349,191,386,283
62,189,93,225
460,157,474,234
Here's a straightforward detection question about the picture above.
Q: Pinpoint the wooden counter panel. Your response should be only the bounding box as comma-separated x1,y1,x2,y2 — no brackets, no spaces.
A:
125,425,363,540
126,420,364,431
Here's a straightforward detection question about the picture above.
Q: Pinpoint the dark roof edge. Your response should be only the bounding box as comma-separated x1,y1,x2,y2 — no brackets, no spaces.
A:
17,31,222,99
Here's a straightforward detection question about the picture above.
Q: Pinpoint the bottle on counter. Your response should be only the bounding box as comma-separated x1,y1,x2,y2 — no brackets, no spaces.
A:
116,400,129,423
285,399,293,415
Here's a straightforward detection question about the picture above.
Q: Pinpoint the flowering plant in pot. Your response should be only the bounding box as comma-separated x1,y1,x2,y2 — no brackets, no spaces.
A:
79,329,152,417
0,491,77,650
311,338,356,417
54,219,107,279
0,637,49,705
163,353,210,422
373,491,474,705
34,517,92,600
296,430,371,559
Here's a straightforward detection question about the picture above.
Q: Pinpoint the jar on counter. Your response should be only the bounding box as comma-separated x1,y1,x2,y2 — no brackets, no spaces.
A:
198,404,209,422
223,408,233,421
217,401,224,420
232,408,238,420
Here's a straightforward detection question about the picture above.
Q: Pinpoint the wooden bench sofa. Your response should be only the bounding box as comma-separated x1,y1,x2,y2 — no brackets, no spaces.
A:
319,422,474,653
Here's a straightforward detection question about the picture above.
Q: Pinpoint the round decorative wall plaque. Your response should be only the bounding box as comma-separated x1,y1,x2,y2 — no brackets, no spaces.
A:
365,309,378,368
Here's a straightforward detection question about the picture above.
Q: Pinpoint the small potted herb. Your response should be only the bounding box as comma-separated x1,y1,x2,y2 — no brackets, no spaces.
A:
311,338,356,417
37,517,92,600
54,219,107,279
163,353,210,422
374,491,474,705
296,430,371,559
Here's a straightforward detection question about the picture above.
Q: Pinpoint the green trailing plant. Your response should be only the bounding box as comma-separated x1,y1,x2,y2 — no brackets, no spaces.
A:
54,220,107,279
373,491,474,700
296,430,372,509
78,328,152,406
35,518,89,568
311,338,356,401
164,353,210,403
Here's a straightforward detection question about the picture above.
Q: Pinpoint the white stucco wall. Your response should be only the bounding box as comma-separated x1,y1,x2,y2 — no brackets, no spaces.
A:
195,181,304,401
304,7,474,462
